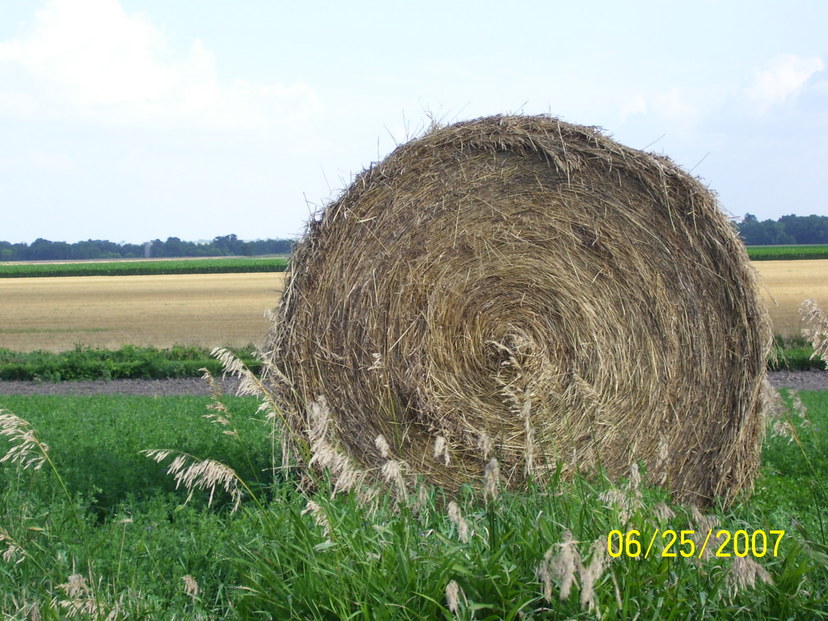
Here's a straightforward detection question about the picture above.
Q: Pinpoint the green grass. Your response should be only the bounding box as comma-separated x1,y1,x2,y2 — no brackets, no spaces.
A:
0,388,826,619
0,339,819,383
0,344,264,381
746,244,828,261
769,336,826,371
0,256,289,278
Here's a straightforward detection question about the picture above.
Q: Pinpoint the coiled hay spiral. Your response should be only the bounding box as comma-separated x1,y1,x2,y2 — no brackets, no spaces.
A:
264,114,771,507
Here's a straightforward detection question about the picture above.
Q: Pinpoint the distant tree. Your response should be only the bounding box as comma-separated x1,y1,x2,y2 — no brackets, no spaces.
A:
1,235,296,260
738,214,827,245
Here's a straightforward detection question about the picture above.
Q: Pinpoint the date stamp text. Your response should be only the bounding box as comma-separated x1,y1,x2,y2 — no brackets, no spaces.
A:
607,529,785,559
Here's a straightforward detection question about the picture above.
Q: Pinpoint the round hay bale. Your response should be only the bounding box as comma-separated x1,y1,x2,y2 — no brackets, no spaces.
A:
263,114,771,507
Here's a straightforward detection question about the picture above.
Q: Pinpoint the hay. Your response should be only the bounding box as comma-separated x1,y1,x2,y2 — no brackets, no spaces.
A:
263,114,772,507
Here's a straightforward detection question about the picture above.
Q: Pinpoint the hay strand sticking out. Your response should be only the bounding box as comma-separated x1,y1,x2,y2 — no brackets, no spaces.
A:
263,114,771,507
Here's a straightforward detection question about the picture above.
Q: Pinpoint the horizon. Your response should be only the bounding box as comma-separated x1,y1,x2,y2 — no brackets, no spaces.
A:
2,0,826,245
5,210,828,248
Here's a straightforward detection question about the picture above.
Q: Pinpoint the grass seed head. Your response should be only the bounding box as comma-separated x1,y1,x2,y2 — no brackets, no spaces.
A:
537,530,579,602
447,501,470,543
182,575,200,600
728,556,773,597
0,410,48,471
445,579,463,614
142,449,243,512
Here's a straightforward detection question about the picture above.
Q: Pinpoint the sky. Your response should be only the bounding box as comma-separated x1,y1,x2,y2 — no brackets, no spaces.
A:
1,0,826,245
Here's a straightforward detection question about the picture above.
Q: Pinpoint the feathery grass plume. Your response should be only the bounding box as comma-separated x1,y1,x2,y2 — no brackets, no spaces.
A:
536,530,579,602
690,506,720,561
411,483,431,516
629,463,642,499
375,435,390,459
652,502,676,522
56,574,118,619
578,538,609,612
598,464,643,524
445,579,464,615
433,435,450,466
142,449,244,512
182,575,201,601
764,380,795,441
0,526,23,565
307,396,365,494
521,392,536,478
650,439,670,485
0,409,48,471
477,431,493,461
483,458,500,501
201,367,232,421
789,389,810,421
381,458,408,503
447,501,470,543
800,299,828,363
727,556,773,598
200,366,223,399
301,500,331,537
212,346,310,460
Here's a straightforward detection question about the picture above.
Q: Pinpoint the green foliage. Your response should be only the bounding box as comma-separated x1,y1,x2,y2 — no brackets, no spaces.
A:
0,395,271,516
0,345,263,381
739,214,828,247
0,339,816,384
0,235,294,262
768,336,826,371
0,390,826,618
0,256,289,278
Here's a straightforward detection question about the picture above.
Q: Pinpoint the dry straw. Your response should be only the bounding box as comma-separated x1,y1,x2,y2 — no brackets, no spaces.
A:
263,114,771,507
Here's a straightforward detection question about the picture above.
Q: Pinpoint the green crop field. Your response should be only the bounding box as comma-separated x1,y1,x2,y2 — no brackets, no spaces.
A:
0,256,289,278
747,244,828,261
0,386,826,618
0,245,824,280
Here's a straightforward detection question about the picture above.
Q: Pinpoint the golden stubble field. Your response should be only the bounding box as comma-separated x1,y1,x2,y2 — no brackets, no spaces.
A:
0,261,825,352
753,260,828,338
0,273,285,352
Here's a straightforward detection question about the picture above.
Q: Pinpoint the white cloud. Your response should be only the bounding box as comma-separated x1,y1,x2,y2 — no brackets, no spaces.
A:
748,53,824,113
652,87,699,123
0,0,321,128
617,87,701,135
620,95,647,121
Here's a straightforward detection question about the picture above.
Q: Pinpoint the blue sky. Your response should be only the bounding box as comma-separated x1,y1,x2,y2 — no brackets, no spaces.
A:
1,0,826,244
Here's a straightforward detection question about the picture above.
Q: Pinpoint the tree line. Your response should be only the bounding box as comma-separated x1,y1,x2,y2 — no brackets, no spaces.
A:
0,234,293,262
737,214,828,245
2,215,825,261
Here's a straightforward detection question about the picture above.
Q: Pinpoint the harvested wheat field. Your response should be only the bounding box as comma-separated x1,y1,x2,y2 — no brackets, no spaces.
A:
753,260,828,338
263,114,772,508
0,273,284,352
0,261,820,354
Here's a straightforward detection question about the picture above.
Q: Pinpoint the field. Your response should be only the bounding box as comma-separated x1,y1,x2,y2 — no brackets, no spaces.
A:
0,256,289,278
0,273,285,352
0,261,825,353
0,388,826,618
1,257,827,617
0,247,824,279
748,244,828,261
753,260,828,337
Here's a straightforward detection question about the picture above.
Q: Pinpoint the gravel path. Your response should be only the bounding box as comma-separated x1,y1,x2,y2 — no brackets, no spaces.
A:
0,377,244,396
0,371,825,396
